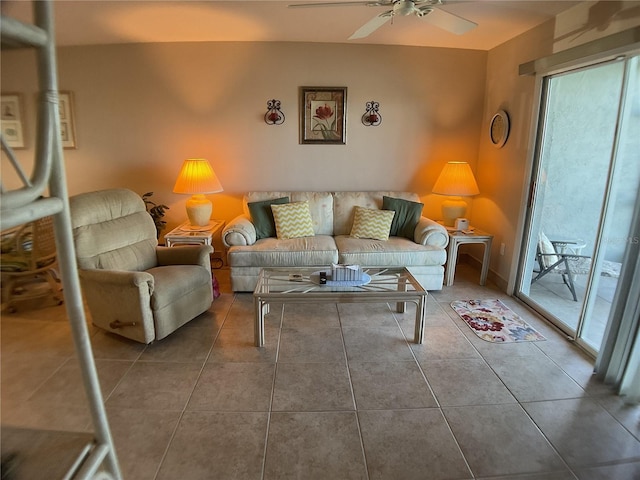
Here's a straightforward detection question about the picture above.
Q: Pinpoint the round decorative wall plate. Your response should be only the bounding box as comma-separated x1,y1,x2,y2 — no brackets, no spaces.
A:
490,110,510,148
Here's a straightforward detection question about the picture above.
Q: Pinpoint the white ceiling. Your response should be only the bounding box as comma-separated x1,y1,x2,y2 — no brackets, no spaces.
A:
2,0,581,51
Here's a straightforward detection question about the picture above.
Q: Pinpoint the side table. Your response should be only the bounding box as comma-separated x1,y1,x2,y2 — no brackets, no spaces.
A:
445,228,493,286
165,220,224,247
165,220,225,268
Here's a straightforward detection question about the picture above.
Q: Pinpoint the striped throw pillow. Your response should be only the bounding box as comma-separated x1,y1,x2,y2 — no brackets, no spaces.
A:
350,207,395,241
271,201,315,239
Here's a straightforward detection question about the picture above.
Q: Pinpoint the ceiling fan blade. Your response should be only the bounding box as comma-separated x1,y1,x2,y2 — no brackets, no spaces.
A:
289,1,389,8
349,12,393,39
419,7,477,35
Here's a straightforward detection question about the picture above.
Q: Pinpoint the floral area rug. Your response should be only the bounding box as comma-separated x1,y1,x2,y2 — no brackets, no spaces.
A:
450,299,546,343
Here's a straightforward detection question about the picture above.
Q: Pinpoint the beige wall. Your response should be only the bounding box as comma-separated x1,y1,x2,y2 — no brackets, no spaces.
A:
473,22,554,288
3,2,637,287
476,1,640,288
1,42,486,234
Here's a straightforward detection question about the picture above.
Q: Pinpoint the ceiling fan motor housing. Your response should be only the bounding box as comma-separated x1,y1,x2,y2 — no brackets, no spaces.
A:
395,0,416,16
394,0,440,17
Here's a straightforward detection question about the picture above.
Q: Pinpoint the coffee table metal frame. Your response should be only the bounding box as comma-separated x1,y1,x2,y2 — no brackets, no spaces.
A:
253,267,428,347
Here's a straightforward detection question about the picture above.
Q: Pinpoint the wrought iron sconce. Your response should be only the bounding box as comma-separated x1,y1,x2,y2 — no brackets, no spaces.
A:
361,101,382,126
264,99,285,125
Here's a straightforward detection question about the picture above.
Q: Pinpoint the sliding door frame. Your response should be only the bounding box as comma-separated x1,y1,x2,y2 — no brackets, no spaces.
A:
510,27,640,296
509,31,640,356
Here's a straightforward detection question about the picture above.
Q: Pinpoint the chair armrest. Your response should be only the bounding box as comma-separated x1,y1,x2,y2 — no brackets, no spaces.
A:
222,214,257,247
414,217,449,247
78,269,156,343
539,252,590,259
156,245,213,269
79,269,155,291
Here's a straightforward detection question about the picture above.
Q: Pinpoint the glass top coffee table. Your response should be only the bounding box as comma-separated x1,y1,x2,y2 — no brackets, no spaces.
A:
253,267,428,347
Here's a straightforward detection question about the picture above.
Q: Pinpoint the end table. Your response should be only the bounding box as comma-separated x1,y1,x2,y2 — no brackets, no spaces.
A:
165,220,224,247
165,220,225,268
445,228,493,286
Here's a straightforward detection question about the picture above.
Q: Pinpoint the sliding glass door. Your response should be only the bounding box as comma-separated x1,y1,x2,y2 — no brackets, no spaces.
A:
517,55,640,356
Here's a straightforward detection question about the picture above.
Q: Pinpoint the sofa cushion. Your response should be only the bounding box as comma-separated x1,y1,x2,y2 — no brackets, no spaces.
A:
333,191,422,235
147,264,212,310
227,235,338,267
248,196,289,239
383,195,424,240
244,192,334,235
335,235,447,267
271,201,315,239
349,207,395,241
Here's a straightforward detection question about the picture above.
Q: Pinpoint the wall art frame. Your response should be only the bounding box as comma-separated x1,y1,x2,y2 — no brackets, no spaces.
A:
299,86,347,145
1,93,26,149
58,91,77,149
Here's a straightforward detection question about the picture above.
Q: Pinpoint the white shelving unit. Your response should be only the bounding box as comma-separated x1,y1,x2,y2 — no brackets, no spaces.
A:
1,2,121,479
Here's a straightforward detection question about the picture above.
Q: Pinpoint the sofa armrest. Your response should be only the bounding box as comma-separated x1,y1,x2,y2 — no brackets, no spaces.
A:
414,217,449,248
156,245,213,269
222,214,257,247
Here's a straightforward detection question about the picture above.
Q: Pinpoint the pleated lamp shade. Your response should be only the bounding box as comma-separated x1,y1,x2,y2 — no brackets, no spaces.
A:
173,158,223,227
432,162,479,227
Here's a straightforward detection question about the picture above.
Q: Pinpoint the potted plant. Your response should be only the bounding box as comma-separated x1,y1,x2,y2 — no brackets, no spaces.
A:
141,192,169,239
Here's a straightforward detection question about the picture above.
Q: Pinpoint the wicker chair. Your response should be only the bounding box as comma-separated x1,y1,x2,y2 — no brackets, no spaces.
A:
0,216,63,312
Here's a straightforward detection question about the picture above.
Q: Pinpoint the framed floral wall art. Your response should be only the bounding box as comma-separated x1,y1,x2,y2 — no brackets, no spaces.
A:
299,87,347,144
1,93,26,149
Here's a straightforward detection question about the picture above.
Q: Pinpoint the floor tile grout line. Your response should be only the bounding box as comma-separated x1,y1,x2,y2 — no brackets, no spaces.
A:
468,325,640,475
590,394,640,442
337,302,372,480
4,272,639,479
395,298,477,478
261,298,285,480
22,355,74,404
392,299,444,411
437,293,590,479
151,292,235,480
513,402,581,478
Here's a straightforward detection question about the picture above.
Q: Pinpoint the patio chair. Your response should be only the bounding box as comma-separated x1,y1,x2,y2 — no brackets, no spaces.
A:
0,216,63,312
531,231,622,301
531,232,592,301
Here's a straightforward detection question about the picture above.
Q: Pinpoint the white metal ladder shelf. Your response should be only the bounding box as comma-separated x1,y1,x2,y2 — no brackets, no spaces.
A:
1,3,122,479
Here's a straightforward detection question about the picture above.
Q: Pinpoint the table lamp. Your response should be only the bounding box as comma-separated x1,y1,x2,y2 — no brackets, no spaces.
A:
173,158,223,228
432,161,479,227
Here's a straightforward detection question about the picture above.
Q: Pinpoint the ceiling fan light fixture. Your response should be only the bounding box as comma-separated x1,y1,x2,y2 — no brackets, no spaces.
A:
395,0,416,16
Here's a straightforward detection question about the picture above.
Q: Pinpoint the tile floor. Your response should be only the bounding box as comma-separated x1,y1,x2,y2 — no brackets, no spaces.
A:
1,264,639,480
528,273,617,349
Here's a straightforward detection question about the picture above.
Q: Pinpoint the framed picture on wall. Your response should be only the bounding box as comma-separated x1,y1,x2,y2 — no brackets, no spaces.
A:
1,93,26,149
299,86,347,145
58,91,77,149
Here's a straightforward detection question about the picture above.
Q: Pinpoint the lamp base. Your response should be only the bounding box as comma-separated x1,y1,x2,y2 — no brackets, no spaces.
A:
186,194,212,227
441,196,467,227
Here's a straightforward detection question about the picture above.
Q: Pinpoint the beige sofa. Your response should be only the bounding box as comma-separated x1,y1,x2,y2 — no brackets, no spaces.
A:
222,191,449,292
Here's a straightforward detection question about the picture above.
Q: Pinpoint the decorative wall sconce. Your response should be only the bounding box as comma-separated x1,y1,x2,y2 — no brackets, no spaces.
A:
264,99,285,125
361,101,382,126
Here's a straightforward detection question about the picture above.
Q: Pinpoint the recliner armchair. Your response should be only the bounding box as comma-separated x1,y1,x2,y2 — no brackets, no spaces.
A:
69,188,213,343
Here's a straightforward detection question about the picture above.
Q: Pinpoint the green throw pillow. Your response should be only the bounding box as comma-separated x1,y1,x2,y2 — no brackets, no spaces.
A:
350,207,395,241
271,201,315,239
383,196,424,240
248,197,289,239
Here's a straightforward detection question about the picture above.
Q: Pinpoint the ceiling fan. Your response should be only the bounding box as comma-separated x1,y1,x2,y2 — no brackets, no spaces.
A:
288,0,478,39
